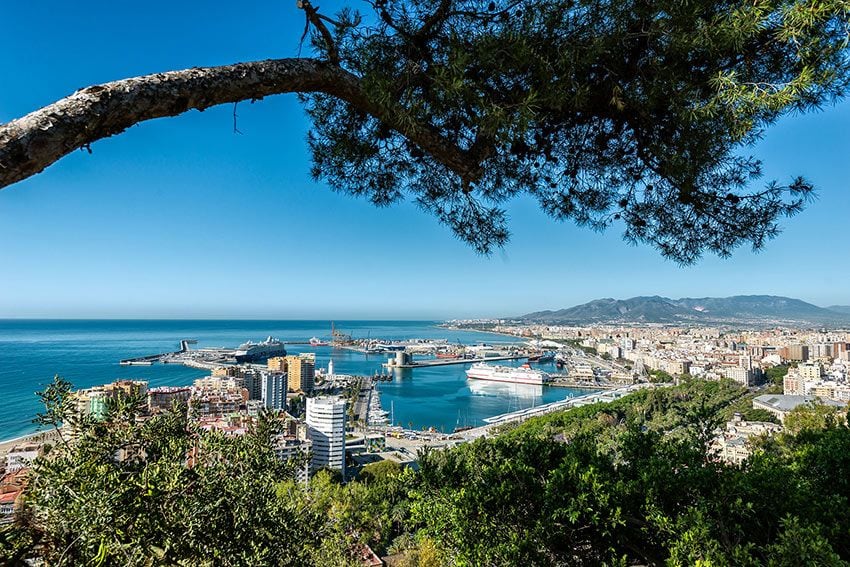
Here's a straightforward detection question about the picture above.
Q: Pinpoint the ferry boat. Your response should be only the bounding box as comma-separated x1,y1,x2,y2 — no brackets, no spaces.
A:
309,337,329,346
466,362,550,385
234,337,287,362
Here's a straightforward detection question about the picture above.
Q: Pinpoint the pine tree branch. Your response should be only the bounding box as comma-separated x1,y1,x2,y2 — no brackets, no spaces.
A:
0,58,484,190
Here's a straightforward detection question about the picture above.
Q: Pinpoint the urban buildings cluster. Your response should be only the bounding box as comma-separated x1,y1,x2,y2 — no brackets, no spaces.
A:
781,359,850,402
492,323,850,388
483,323,850,465
0,353,355,523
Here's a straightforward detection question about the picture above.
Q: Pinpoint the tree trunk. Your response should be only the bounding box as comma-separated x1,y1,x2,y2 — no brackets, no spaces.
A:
0,58,479,190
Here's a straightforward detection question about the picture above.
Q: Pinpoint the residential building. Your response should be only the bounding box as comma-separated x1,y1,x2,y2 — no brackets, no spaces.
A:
710,413,783,465
242,369,264,401
667,360,691,376
780,345,809,362
4,443,40,473
799,362,823,381
72,379,149,420
274,419,312,483
306,396,346,473
783,373,804,395
724,366,761,387
287,354,316,393
0,469,27,525
191,376,248,418
147,386,191,413
267,356,287,373
261,372,288,410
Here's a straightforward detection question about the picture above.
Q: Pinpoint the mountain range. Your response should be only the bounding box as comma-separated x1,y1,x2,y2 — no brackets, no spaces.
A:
517,295,850,326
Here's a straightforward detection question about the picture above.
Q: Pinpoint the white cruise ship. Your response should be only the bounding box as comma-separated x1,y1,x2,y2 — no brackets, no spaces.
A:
234,336,287,362
465,362,550,385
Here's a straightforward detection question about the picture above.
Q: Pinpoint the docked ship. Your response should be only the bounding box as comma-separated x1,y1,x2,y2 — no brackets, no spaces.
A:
309,337,329,346
234,337,287,362
465,362,550,385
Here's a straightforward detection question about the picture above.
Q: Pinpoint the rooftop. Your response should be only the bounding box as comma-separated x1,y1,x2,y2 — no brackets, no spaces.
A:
753,394,847,412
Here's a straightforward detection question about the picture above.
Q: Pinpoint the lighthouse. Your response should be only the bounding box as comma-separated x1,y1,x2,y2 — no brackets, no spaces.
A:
328,359,334,378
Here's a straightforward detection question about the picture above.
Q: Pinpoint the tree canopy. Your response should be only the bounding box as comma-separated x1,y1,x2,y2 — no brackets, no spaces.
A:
2,0,849,261
8,378,850,565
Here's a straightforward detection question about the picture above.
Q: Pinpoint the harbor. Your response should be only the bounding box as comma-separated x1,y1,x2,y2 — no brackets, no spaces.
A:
0,320,643,442
110,327,635,434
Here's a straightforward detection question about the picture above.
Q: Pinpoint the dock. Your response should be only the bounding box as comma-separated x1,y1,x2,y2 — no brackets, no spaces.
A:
548,375,626,390
392,355,526,369
119,338,235,369
120,352,177,366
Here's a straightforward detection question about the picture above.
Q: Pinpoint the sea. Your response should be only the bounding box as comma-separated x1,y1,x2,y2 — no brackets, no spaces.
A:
0,320,591,441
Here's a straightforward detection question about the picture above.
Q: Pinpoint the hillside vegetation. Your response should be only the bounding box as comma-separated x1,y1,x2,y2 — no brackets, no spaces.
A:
3,379,850,565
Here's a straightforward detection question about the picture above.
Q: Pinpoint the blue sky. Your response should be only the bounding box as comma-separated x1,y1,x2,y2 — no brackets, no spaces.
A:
1,1,848,319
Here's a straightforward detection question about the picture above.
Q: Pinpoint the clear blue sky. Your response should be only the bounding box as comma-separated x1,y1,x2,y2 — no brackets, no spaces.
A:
1,1,848,319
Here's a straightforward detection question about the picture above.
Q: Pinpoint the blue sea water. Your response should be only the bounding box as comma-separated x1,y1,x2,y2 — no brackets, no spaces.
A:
0,320,589,440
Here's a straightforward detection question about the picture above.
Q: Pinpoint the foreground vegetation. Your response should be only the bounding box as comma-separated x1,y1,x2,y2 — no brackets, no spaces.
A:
3,378,850,565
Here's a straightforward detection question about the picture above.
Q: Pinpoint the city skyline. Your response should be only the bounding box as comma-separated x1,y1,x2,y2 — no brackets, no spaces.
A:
2,0,849,320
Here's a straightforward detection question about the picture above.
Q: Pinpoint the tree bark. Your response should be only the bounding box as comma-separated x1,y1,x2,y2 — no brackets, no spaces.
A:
0,57,481,190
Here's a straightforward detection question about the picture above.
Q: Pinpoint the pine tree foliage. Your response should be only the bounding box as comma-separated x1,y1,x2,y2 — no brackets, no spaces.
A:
303,0,849,260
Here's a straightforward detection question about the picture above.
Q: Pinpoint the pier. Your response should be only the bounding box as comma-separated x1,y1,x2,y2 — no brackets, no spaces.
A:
548,375,627,390
120,352,178,366
392,355,527,369
119,339,236,369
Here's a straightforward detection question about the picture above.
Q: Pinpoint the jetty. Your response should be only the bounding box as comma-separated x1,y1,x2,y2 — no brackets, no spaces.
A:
548,375,625,390
392,355,526,369
119,338,236,369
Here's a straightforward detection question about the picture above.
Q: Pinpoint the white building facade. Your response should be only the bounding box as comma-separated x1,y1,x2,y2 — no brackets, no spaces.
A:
306,396,347,473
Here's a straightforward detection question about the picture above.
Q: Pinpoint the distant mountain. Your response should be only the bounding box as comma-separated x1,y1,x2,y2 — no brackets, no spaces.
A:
522,296,699,324
517,295,850,326
827,306,850,315
674,295,841,321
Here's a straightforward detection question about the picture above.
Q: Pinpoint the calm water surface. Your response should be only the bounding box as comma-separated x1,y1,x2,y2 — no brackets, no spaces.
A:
0,320,591,440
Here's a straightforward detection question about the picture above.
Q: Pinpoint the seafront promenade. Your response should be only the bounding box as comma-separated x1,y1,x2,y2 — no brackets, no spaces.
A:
454,383,658,440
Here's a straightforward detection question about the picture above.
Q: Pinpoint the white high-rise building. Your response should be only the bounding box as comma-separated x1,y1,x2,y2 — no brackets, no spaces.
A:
306,396,347,473
261,372,287,410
